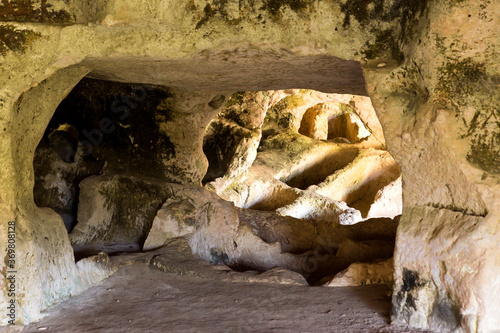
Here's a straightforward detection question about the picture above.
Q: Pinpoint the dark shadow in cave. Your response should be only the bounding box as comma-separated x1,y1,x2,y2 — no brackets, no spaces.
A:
33,77,177,259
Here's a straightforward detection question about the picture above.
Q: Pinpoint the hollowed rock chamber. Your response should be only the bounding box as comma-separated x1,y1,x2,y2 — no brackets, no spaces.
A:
1,1,499,332
34,82,401,284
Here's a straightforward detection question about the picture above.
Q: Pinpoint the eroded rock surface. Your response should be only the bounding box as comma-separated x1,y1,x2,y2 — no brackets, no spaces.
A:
142,183,399,285
1,0,499,330
69,175,176,256
324,258,394,288
210,90,402,224
33,144,103,232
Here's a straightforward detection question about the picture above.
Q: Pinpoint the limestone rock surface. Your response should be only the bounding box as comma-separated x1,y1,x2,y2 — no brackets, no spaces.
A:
147,238,308,286
33,145,103,232
1,0,498,330
144,184,399,285
211,91,402,226
324,258,394,287
70,175,175,252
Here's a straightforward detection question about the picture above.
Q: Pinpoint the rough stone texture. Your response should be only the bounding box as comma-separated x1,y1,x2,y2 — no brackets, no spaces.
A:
298,101,372,143
147,238,308,286
33,145,103,232
35,78,225,185
336,239,394,264
111,237,308,286
158,89,229,185
214,105,400,223
203,91,275,188
236,208,317,254
264,90,384,148
324,258,394,287
275,192,363,225
74,253,117,291
299,104,329,140
37,78,176,182
144,184,399,285
20,269,426,333
361,1,500,331
203,91,292,193
366,176,403,220
143,185,313,275
69,175,176,250
0,66,93,325
1,0,499,331
313,149,401,219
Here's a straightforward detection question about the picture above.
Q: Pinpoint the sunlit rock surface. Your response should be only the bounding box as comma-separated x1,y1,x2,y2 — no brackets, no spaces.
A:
324,258,394,288
211,90,402,223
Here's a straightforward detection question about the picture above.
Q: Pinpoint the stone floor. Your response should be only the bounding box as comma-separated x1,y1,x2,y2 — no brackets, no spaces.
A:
15,262,433,333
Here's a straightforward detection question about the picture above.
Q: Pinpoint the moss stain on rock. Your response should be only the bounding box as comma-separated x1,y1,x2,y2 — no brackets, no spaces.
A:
394,268,433,322
95,176,174,244
0,24,40,56
467,130,500,174
341,0,427,62
340,0,385,28
266,90,308,128
362,29,403,62
260,0,313,19
340,0,426,29
195,0,243,29
225,91,246,108
194,0,315,28
203,121,249,182
436,57,487,103
0,0,73,24
435,57,500,174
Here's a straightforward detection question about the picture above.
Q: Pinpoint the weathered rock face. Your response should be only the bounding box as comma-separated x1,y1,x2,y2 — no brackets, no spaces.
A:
33,145,103,232
144,184,306,272
323,258,394,288
32,78,228,238
144,184,398,284
299,102,371,143
361,1,500,331
1,0,499,331
211,90,401,224
203,91,284,190
69,175,176,254
39,78,176,181
34,78,224,185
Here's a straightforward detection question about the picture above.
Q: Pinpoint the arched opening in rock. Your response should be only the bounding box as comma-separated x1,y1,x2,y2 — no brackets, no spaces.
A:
203,90,401,220
7,0,497,329
327,112,370,143
32,62,401,291
200,89,402,285
298,102,371,144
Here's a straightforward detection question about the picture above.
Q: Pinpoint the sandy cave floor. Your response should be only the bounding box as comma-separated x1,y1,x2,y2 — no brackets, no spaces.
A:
14,262,434,333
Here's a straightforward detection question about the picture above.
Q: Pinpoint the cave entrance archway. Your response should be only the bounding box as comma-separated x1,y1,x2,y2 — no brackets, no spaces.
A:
4,0,496,327
33,73,402,287
24,53,406,327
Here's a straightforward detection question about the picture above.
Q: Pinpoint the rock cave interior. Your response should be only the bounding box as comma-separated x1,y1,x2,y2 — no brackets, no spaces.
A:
2,1,499,332
34,78,401,286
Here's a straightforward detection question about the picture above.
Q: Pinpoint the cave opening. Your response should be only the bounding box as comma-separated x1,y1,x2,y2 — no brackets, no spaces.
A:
5,0,497,328
201,89,402,285
33,77,178,260
203,89,401,220
33,78,402,286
